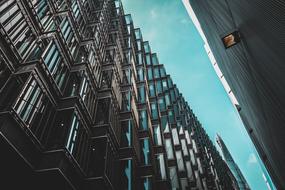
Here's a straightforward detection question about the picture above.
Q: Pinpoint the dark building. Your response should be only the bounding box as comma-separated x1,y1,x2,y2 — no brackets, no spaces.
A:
184,0,285,189
216,134,250,190
0,0,236,189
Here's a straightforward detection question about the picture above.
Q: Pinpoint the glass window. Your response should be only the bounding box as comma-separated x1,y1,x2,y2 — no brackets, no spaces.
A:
136,40,141,51
172,128,179,145
154,67,160,79
136,52,143,65
156,154,167,180
145,54,151,65
165,94,170,106
165,139,174,159
138,86,146,103
144,42,150,53
180,178,189,190
160,67,166,77
169,167,179,189
121,159,132,190
142,177,152,190
161,116,169,133
176,150,185,171
137,67,144,82
14,78,43,124
66,113,80,154
139,110,148,130
147,68,153,80
181,139,188,156
42,41,67,89
162,80,168,91
148,82,156,97
140,138,151,165
121,120,132,147
151,54,158,65
186,161,193,179
168,110,175,124
151,102,158,119
153,125,162,146
158,97,166,112
156,80,162,94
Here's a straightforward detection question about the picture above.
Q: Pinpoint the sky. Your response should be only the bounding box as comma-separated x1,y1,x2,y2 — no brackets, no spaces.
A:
121,0,274,189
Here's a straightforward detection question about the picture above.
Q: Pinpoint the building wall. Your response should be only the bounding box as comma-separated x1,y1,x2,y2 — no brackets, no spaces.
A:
187,0,285,189
0,0,235,189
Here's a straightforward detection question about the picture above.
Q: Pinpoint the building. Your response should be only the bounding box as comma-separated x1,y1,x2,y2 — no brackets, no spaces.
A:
0,0,236,189
216,134,250,190
183,0,285,189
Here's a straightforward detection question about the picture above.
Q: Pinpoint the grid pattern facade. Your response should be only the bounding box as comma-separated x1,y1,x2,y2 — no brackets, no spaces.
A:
0,0,235,189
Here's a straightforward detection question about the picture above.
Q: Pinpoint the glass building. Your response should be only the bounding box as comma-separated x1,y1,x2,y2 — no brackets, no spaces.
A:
183,0,284,189
216,134,251,190
0,0,237,189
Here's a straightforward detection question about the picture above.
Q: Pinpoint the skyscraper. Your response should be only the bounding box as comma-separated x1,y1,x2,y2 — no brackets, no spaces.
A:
216,134,250,190
0,0,236,189
183,0,285,189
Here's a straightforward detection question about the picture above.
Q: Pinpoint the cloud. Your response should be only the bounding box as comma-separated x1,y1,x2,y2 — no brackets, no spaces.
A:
248,153,257,164
150,9,157,19
180,18,188,24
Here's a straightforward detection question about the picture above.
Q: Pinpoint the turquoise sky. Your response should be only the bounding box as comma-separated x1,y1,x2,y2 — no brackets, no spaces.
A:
121,0,273,189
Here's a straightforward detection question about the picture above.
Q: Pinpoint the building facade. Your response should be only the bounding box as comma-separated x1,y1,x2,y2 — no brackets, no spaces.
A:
0,0,236,189
216,134,250,190
183,0,285,189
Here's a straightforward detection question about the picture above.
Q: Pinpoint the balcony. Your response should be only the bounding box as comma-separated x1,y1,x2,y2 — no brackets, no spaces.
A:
93,97,120,146
86,137,118,190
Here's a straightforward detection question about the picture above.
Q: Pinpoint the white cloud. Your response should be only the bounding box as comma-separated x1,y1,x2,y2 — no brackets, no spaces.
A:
150,9,157,19
248,153,257,164
180,18,188,24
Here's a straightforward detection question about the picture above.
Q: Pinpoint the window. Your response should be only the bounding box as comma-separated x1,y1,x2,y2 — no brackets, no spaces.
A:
156,80,162,94
153,125,162,146
140,138,151,165
122,91,131,111
139,109,148,130
165,139,174,159
137,67,144,82
165,94,171,106
168,110,175,124
172,128,179,145
136,52,143,65
151,54,158,65
160,67,166,77
145,54,151,65
138,86,146,103
169,167,179,189
181,139,188,156
0,1,38,57
158,97,166,112
142,177,152,190
176,150,185,171
42,41,67,89
148,83,155,97
162,80,168,91
222,31,241,48
147,68,153,80
180,178,189,190
156,154,167,180
186,161,193,179
144,42,150,53
151,102,158,119
121,160,132,190
121,120,132,147
154,68,160,79
14,78,43,124
60,17,78,57
66,113,80,154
